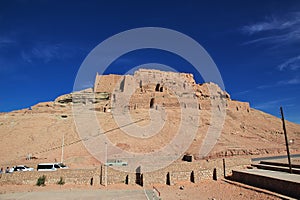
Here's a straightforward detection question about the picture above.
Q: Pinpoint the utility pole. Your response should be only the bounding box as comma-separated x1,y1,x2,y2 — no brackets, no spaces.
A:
105,141,108,187
280,107,292,174
223,158,226,178
61,132,64,163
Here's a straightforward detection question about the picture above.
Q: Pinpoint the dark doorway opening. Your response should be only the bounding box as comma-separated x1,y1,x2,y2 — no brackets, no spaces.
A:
139,80,143,88
120,78,125,92
155,83,160,92
135,166,143,186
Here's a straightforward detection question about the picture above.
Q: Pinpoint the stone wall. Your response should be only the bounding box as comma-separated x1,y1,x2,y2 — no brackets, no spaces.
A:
101,157,250,187
0,169,98,185
227,100,250,112
94,73,122,93
91,69,250,114
0,157,250,187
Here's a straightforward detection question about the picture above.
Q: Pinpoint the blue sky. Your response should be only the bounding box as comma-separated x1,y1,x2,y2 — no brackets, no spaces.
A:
0,0,300,124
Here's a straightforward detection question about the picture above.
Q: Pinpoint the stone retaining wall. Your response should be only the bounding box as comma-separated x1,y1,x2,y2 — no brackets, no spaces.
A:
0,168,98,185
101,157,250,186
0,157,250,187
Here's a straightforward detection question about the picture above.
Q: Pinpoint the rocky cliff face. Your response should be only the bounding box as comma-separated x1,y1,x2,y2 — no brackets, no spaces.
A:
0,69,299,168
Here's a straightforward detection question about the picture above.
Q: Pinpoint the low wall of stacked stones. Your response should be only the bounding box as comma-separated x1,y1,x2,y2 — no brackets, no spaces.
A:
102,157,250,186
0,168,99,185
0,157,250,186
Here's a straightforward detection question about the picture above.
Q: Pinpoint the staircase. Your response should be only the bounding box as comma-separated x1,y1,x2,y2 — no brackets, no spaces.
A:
230,160,300,199
251,161,300,174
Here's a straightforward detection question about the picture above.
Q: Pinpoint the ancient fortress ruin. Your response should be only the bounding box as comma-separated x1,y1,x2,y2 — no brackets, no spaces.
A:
63,69,250,113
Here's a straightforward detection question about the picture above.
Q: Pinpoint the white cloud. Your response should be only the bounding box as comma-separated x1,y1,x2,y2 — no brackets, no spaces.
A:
256,84,273,90
253,98,293,110
242,31,300,46
233,89,251,96
242,14,300,34
21,51,32,63
241,12,300,45
0,36,16,47
277,77,300,85
21,42,80,64
31,43,60,63
278,55,300,71
256,77,300,90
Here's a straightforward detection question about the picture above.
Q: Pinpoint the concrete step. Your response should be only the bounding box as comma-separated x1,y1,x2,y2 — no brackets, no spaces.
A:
231,169,300,199
259,160,300,169
251,163,300,174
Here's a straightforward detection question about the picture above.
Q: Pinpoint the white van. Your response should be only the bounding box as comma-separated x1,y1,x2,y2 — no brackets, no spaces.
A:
37,163,68,171
37,163,57,171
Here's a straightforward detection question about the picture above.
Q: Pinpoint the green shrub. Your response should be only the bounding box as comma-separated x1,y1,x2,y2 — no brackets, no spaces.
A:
36,175,46,186
57,177,65,185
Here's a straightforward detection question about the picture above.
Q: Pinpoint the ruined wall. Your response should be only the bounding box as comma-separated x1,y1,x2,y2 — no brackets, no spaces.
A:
94,74,122,93
0,157,250,187
100,157,250,187
227,100,250,112
0,168,98,185
134,69,196,86
92,69,247,113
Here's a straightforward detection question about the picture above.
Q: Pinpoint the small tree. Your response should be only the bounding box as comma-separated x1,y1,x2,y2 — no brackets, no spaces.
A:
57,177,65,185
36,175,46,186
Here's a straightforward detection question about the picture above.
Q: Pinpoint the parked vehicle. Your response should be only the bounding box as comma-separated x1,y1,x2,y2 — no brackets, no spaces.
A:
37,163,68,171
8,167,14,173
13,165,34,172
55,163,68,169
105,159,128,166
37,163,57,171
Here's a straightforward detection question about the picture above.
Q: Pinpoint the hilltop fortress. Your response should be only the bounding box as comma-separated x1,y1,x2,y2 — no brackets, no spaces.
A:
58,69,250,114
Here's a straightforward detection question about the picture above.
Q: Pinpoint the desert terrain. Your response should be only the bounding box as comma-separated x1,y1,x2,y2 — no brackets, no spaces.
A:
0,69,299,199
0,69,299,169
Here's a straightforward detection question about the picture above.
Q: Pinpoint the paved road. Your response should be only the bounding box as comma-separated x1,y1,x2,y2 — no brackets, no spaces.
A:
0,189,157,200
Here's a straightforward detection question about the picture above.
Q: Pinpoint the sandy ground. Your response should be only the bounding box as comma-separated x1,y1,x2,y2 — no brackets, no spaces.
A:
0,180,282,200
1,81,300,169
154,180,282,200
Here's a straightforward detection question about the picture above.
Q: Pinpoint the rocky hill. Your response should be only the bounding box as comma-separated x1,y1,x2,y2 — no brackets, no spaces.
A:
0,69,299,168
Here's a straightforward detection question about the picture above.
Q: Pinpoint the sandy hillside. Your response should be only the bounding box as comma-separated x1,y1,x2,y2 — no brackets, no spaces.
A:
0,69,299,168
